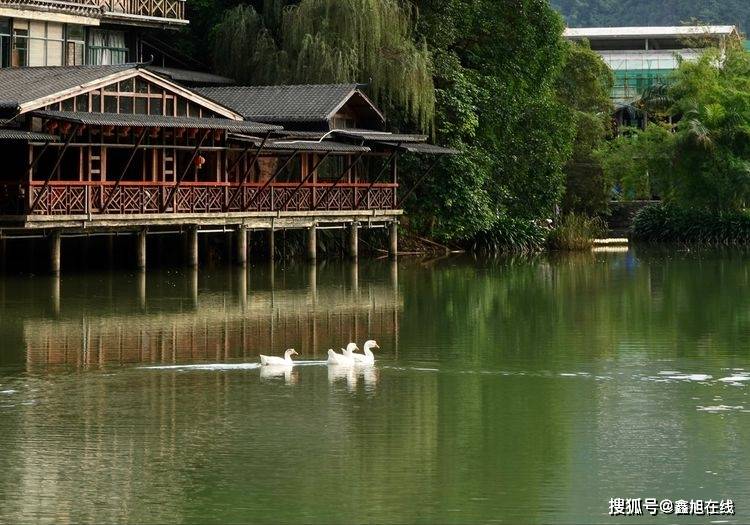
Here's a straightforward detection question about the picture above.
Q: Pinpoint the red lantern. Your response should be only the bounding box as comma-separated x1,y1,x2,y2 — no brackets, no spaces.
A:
194,155,206,169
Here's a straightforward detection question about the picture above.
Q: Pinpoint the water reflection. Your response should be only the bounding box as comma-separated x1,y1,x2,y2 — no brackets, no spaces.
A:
10,260,401,369
259,364,298,385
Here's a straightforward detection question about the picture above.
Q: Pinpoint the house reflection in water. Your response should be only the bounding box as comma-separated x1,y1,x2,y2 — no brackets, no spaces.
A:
18,261,401,369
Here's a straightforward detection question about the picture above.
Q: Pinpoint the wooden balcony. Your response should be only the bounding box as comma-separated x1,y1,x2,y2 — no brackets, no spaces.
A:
0,181,398,216
2,0,187,25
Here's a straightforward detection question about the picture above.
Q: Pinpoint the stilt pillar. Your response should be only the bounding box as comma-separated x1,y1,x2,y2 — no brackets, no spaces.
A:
306,225,317,261
348,222,359,259
267,229,275,261
388,221,398,258
136,228,147,271
236,226,248,266
186,226,198,268
49,230,61,274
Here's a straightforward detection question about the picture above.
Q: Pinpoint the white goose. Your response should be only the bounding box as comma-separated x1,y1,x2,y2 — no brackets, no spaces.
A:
327,342,358,366
353,340,379,366
259,348,298,366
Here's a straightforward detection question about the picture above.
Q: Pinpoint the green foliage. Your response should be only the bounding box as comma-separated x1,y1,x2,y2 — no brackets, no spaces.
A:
555,40,614,215
402,0,576,244
632,203,750,244
551,0,750,33
211,0,435,131
468,216,549,254
547,213,606,250
596,124,675,200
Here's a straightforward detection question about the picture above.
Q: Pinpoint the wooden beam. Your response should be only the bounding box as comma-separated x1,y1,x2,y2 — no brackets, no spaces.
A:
102,128,149,212
278,151,331,210
29,124,81,214
354,149,399,209
243,150,300,211
397,157,441,208
312,151,366,210
225,133,270,211
162,130,211,212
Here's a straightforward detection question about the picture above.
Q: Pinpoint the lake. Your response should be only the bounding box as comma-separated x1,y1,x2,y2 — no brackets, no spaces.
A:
0,249,748,524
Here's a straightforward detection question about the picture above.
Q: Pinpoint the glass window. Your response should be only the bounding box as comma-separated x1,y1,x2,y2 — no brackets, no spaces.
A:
120,96,133,114
176,99,187,117
104,96,117,113
87,29,127,65
91,93,101,112
0,18,9,68
61,98,74,111
149,98,162,116
75,95,89,112
119,78,134,92
135,97,147,115
12,20,29,67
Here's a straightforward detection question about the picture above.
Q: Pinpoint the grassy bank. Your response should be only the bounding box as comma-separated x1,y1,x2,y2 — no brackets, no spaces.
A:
632,204,750,245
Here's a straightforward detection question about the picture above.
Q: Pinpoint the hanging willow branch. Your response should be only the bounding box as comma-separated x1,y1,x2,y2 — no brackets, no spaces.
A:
211,0,435,132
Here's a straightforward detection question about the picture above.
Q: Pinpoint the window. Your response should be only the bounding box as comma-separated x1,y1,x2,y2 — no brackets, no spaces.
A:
88,30,127,65
66,25,85,66
0,18,10,67
4,20,72,67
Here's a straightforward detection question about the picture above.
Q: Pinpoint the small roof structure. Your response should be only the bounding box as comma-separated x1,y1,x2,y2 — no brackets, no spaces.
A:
230,134,371,153
195,84,385,130
564,26,740,40
335,130,427,143
0,64,245,120
33,111,281,133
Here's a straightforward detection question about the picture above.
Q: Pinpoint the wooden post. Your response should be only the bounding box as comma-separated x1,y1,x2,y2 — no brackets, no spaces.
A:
389,221,398,258
186,226,198,268
348,222,358,259
306,225,317,261
236,226,248,266
136,228,147,271
49,230,61,274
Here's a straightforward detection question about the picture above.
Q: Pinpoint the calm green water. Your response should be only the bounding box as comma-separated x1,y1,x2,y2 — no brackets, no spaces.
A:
1,249,749,524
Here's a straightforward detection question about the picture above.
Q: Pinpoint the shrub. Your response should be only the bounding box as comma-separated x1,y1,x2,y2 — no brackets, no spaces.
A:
469,216,548,254
632,204,750,245
547,213,606,251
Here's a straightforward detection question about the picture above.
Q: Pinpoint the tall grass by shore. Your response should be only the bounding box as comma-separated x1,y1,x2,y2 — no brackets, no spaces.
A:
547,214,606,251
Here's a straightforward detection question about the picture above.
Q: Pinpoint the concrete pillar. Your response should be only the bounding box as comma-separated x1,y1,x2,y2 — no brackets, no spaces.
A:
267,228,275,261
388,221,398,258
136,228,147,271
0,236,5,273
236,226,248,266
306,225,317,261
137,270,146,311
49,230,61,274
50,275,60,317
186,226,198,268
348,222,359,259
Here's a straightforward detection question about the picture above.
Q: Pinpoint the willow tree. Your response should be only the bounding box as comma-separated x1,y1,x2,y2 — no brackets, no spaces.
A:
211,0,435,131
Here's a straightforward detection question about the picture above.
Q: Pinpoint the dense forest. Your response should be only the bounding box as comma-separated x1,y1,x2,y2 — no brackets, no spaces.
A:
551,0,749,31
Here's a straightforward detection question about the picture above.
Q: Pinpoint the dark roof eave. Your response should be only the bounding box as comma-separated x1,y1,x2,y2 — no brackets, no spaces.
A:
32,110,282,133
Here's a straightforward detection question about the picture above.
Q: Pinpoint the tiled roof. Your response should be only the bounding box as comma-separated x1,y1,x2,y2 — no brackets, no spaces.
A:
33,111,281,133
0,129,60,142
194,84,366,123
147,66,235,86
0,64,137,109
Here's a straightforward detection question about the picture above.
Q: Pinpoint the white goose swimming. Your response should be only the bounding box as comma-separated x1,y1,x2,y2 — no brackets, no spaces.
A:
259,348,299,366
327,342,358,366
353,340,379,366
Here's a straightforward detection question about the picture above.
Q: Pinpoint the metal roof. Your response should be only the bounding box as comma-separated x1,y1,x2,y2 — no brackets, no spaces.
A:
0,129,60,142
229,134,370,153
32,111,281,133
335,130,428,143
379,142,460,155
194,84,385,125
564,26,739,40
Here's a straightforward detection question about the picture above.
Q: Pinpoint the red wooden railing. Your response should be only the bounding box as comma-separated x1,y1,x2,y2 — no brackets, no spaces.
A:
6,0,186,21
0,182,398,216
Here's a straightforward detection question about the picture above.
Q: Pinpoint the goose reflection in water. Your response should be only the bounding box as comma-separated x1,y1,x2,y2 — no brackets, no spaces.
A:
260,364,299,385
328,363,379,392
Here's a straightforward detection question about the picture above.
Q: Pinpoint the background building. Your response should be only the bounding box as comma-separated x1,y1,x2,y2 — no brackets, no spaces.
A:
564,25,743,104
